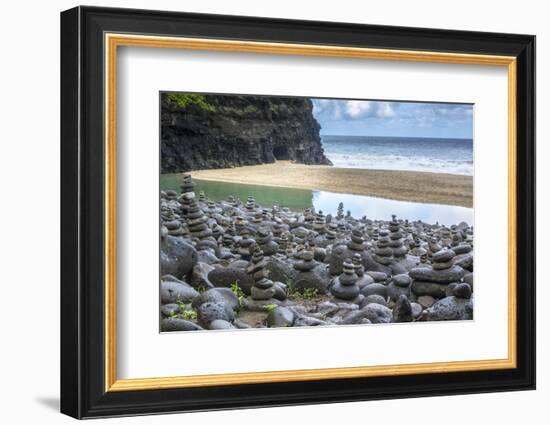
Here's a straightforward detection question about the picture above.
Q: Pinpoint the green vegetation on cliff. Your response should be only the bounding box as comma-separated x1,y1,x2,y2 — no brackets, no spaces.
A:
165,93,215,112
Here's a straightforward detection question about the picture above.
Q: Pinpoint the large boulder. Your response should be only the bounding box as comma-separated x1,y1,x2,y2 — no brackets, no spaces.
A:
409,265,465,283
266,306,295,328
411,281,450,299
160,280,199,304
265,257,297,283
292,265,331,294
360,283,388,299
422,296,473,321
161,317,203,332
208,266,254,294
160,235,197,279
197,302,235,327
192,288,240,313
363,303,393,324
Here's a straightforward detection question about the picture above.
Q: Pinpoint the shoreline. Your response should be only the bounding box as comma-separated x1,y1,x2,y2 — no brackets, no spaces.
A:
185,161,473,208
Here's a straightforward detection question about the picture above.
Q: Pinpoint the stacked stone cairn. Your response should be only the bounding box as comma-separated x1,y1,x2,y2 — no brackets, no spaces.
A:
330,258,361,302
410,249,465,300
159,172,474,331
247,246,276,300
256,227,278,256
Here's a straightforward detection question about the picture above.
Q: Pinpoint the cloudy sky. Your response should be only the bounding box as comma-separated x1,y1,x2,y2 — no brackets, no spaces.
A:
312,99,473,139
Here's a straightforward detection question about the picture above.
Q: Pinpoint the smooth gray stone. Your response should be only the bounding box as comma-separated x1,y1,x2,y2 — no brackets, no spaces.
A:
445,282,458,297
266,306,295,327
360,294,388,308
160,303,180,317
455,254,473,272
330,280,360,300
208,319,236,330
453,282,473,299
160,235,197,279
265,257,297,283
387,281,411,302
409,265,465,283
411,302,423,319
292,265,331,294
360,283,388,299
417,295,436,308
365,271,389,282
392,273,412,288
272,281,288,301
411,280,450,299
208,267,254,295
160,280,200,304
251,286,276,300
192,288,240,312
161,317,203,332
432,249,456,263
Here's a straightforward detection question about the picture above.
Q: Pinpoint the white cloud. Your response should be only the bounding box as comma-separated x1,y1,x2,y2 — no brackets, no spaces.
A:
345,101,372,118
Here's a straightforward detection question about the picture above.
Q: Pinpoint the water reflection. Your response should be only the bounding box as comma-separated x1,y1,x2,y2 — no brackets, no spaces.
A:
312,190,472,226
160,175,472,226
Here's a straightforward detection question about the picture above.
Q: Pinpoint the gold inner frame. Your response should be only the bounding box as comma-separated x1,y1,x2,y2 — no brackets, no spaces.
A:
104,33,517,392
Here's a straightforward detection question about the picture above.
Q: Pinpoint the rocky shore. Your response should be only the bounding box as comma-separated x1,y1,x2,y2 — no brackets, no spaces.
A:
160,174,474,332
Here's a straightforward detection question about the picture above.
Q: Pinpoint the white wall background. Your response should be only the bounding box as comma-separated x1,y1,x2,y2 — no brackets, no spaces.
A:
0,0,545,423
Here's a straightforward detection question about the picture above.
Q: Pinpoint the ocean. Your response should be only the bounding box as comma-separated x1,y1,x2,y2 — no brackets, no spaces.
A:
321,135,473,176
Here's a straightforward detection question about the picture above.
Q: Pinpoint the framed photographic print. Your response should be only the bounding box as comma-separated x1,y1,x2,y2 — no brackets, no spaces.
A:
60,6,536,419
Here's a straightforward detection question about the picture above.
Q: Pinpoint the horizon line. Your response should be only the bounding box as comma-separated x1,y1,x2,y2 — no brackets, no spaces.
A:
320,134,473,140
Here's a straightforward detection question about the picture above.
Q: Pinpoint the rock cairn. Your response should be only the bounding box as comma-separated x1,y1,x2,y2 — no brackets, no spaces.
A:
247,246,276,300
330,259,360,301
159,178,476,331
410,249,465,299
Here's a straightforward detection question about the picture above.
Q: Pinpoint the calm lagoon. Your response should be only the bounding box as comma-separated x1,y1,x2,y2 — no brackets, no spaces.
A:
160,175,473,226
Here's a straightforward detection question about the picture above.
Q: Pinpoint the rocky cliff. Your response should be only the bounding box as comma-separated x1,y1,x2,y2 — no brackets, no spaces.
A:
161,93,332,173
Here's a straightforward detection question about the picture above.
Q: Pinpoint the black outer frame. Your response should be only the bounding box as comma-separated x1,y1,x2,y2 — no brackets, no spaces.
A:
60,5,536,419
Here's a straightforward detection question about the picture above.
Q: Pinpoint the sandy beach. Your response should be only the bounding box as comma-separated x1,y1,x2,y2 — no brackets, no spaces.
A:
189,161,473,208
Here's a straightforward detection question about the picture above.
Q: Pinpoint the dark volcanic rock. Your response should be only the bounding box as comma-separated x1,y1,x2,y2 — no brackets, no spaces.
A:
267,306,295,327
393,295,413,322
161,94,332,173
411,280,450,299
197,302,235,326
422,296,473,321
363,303,393,324
160,280,199,304
160,235,197,279
361,283,388,299
208,267,254,295
409,265,465,283
161,317,203,332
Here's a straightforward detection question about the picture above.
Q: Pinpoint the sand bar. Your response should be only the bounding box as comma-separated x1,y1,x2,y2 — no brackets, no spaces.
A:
189,161,473,208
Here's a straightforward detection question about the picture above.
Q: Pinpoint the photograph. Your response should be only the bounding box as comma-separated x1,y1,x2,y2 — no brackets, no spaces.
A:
159,92,474,331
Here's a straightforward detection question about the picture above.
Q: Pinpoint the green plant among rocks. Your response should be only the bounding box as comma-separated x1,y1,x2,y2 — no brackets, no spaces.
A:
230,281,246,308
263,303,278,313
181,310,198,320
286,280,318,300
